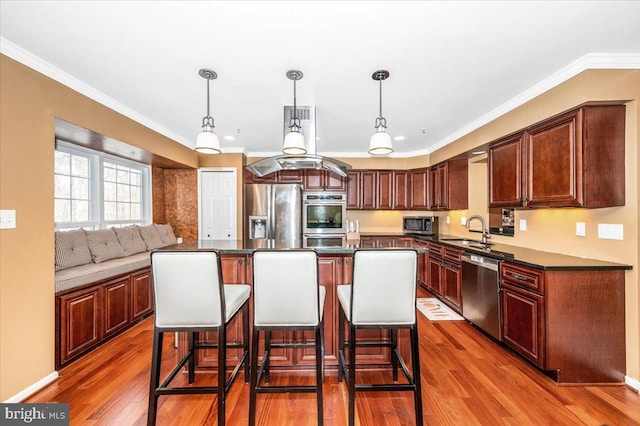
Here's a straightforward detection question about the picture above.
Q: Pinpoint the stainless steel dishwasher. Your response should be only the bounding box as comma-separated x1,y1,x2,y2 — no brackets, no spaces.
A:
461,253,501,341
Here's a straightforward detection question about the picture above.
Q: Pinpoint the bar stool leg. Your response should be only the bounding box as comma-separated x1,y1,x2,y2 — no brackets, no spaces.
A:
147,329,163,426
218,325,226,426
249,327,260,426
411,323,424,426
348,323,357,426
391,328,399,381
315,325,324,425
264,330,271,383
337,308,345,383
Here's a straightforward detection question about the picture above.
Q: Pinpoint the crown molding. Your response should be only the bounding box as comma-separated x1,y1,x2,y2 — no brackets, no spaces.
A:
3,39,638,159
424,52,640,155
0,37,191,148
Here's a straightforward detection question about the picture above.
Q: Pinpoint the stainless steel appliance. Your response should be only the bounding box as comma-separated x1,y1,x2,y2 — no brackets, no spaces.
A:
403,216,438,235
303,234,346,248
302,192,347,235
245,184,303,242
461,253,501,341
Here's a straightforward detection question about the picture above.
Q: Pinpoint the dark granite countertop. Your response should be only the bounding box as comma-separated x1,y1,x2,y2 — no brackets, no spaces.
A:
163,234,631,271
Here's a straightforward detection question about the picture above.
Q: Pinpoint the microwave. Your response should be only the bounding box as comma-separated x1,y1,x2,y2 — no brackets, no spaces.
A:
403,216,438,235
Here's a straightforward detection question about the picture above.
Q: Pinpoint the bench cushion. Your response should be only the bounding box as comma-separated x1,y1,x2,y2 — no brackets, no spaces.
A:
55,252,150,293
154,223,177,245
55,229,92,271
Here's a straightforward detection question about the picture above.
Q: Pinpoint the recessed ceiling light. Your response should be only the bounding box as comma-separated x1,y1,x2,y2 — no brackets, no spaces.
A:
223,135,235,141
394,136,406,141
471,150,486,155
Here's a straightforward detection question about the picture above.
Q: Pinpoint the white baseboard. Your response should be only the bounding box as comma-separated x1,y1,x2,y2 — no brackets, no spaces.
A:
3,371,59,403
626,375,640,393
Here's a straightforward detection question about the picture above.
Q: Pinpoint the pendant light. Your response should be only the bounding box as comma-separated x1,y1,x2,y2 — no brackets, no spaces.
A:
283,69,307,155
195,68,221,154
368,70,393,155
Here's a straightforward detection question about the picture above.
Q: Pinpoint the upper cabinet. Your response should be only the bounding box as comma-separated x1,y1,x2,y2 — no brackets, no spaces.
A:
488,104,625,208
409,168,429,210
244,168,346,191
428,159,468,210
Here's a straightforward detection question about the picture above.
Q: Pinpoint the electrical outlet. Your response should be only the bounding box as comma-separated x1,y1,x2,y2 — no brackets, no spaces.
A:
0,210,16,229
598,224,623,240
461,216,467,226
446,216,450,224
576,222,586,237
519,219,527,231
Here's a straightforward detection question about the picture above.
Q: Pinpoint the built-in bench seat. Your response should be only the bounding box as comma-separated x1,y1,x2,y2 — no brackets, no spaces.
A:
55,223,177,368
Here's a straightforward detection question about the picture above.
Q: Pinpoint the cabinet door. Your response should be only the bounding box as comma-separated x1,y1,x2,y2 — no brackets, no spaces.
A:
410,169,428,209
414,241,429,289
393,171,409,210
361,171,377,209
501,283,545,367
346,171,361,209
131,268,153,320
488,134,525,207
304,170,325,190
526,110,581,207
59,287,102,365
325,172,346,191
104,276,130,337
427,256,442,296
277,170,304,183
377,171,394,209
442,263,462,313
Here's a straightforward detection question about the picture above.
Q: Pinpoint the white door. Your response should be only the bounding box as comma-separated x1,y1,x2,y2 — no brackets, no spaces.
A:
199,168,237,240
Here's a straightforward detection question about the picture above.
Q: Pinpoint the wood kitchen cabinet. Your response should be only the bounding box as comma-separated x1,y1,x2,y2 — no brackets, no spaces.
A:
393,171,410,210
429,159,468,210
413,239,429,289
56,267,153,368
377,170,394,209
346,170,377,210
500,261,625,383
409,168,428,210
488,104,625,208
304,170,346,191
427,243,462,312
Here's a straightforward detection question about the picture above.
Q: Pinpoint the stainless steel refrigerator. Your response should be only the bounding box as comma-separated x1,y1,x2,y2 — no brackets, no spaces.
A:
244,184,303,243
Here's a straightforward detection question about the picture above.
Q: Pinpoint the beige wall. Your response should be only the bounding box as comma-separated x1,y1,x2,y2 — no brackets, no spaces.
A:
0,55,196,400
1,52,638,401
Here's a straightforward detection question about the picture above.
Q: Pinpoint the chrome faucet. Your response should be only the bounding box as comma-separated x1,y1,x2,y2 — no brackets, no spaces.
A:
465,215,491,244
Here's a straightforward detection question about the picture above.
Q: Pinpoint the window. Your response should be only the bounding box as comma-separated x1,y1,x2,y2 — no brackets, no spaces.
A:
54,142,151,230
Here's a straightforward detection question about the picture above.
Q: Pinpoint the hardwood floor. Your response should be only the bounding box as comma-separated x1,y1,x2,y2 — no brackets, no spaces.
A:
28,292,640,425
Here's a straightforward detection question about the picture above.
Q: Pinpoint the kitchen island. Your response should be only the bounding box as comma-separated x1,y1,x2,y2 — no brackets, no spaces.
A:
165,236,630,384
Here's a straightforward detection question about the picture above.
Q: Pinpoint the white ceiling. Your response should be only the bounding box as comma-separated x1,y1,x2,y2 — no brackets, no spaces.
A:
2,1,640,157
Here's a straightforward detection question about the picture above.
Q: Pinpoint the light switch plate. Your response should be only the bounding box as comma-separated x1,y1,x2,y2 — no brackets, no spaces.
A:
460,216,467,226
446,216,450,224
0,210,16,229
519,219,527,231
576,222,586,237
598,224,623,240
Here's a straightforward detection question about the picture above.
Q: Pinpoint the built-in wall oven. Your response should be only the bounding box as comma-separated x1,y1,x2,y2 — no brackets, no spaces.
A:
302,192,347,238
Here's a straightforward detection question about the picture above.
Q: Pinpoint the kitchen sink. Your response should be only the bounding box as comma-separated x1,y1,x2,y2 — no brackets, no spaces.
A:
440,238,493,246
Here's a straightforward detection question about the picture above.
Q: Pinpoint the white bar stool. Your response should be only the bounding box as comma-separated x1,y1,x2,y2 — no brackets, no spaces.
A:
337,249,423,426
249,249,325,426
147,250,250,426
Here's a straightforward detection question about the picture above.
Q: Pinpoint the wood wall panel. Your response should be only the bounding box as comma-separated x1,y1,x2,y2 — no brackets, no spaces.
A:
163,169,198,241
151,167,166,224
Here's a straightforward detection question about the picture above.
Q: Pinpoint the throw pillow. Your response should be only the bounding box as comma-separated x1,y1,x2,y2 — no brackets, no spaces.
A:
55,229,92,271
138,224,165,250
113,226,147,256
86,229,126,263
154,223,178,246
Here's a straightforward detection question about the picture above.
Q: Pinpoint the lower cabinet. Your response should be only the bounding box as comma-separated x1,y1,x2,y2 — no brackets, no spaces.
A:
499,261,626,384
56,267,153,368
425,242,462,313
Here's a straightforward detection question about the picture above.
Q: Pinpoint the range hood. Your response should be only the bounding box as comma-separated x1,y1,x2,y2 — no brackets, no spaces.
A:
246,106,351,177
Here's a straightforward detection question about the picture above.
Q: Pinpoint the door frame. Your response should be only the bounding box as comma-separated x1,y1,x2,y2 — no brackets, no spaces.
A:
197,167,238,240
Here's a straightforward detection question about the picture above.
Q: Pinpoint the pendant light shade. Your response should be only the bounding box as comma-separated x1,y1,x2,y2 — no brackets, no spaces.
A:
195,69,221,154
368,70,393,155
283,69,307,155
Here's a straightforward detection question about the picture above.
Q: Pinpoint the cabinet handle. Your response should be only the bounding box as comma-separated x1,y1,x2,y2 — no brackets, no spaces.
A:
238,259,243,265
337,258,342,265
511,273,528,281
246,258,251,266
